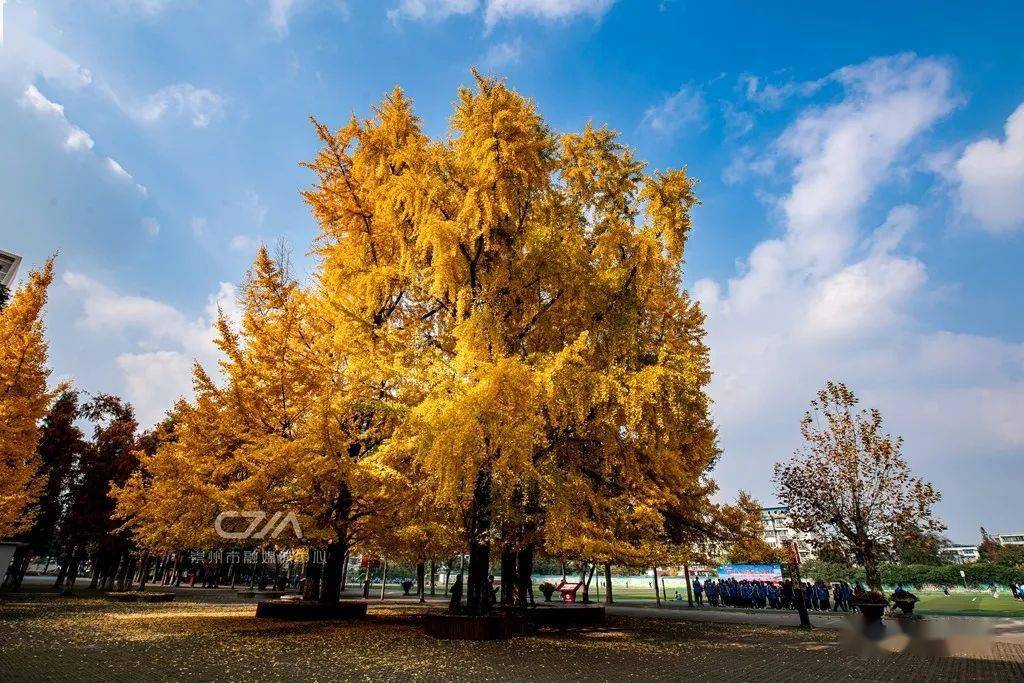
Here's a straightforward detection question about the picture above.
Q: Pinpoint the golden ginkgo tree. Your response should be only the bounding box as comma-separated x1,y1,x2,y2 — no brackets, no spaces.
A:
0,258,58,538
305,74,721,613
119,74,724,614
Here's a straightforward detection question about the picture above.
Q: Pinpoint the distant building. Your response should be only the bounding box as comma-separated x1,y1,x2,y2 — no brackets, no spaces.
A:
761,506,818,563
995,532,1024,546
939,545,980,564
0,249,21,287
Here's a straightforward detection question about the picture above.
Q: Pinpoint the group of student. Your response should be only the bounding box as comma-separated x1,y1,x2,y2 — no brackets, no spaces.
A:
679,577,867,611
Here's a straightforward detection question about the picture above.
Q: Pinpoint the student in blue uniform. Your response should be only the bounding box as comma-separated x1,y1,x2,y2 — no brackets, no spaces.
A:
740,581,753,608
815,581,830,611
767,582,780,609
802,582,814,610
706,580,719,607
693,577,704,606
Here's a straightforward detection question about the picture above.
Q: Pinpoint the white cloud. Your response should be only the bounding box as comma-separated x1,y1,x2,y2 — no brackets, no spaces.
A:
267,0,300,34
266,0,349,35
386,0,615,28
20,83,64,115
105,156,148,194
641,84,706,136
18,84,95,151
693,54,1024,532
100,0,173,16
243,189,268,226
722,145,775,184
388,0,478,23
62,126,94,151
481,37,522,70
483,0,616,28
63,272,240,426
115,351,194,426
739,73,824,110
0,6,92,89
190,216,208,237
774,53,953,276
142,216,161,237
116,83,226,128
721,100,754,139
955,101,1024,233
229,234,262,253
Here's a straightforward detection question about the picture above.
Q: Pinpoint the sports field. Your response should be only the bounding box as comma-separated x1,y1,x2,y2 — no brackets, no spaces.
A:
563,584,1024,617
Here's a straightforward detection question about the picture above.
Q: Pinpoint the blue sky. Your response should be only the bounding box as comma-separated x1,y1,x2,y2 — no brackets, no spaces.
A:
2,0,1023,543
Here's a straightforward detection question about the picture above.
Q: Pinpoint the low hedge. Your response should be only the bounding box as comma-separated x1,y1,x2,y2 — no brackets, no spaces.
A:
800,560,1024,588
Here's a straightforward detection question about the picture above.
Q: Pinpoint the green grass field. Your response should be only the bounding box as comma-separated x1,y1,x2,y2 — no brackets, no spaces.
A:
913,591,1024,616
577,585,1024,617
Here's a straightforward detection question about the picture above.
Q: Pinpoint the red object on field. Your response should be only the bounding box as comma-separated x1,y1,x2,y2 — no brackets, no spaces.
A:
360,556,381,569
555,579,584,603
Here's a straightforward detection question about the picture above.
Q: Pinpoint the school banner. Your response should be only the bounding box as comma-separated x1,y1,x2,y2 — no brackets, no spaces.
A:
716,564,783,581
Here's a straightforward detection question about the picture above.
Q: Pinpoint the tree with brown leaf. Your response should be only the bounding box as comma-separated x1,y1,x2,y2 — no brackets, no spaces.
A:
773,381,943,590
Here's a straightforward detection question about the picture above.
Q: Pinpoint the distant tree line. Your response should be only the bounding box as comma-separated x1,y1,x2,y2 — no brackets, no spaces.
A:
2,390,151,592
800,559,1024,589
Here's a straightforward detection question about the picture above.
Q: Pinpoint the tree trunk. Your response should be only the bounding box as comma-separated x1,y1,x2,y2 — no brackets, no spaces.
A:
516,544,534,609
172,551,182,587
684,564,693,607
4,546,31,590
340,549,349,592
319,541,345,606
303,552,322,601
863,546,882,591
115,552,132,591
379,559,388,600
53,547,71,589
581,563,595,603
465,464,493,616
417,562,426,603
62,547,84,594
604,562,614,605
430,559,436,596
362,563,371,599
89,558,100,590
500,546,517,606
652,567,661,607
138,551,151,590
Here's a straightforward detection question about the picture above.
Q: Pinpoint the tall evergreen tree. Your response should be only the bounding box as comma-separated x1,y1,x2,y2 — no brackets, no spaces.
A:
4,391,85,589
61,395,139,591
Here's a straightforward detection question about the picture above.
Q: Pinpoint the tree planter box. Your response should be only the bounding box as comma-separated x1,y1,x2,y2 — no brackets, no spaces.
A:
255,600,367,620
423,613,528,640
105,592,175,603
857,604,885,624
893,600,916,615
528,604,606,627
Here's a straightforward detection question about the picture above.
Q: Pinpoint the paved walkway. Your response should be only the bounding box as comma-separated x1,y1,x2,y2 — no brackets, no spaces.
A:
608,601,1024,647
21,575,1024,645
2,593,1023,681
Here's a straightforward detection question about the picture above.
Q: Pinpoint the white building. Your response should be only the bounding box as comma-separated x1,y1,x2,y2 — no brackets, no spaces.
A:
995,532,1024,546
0,249,22,287
761,506,818,563
939,545,980,564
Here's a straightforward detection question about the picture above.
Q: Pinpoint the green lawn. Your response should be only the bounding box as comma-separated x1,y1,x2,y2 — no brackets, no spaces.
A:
578,586,1024,617
913,591,1024,616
